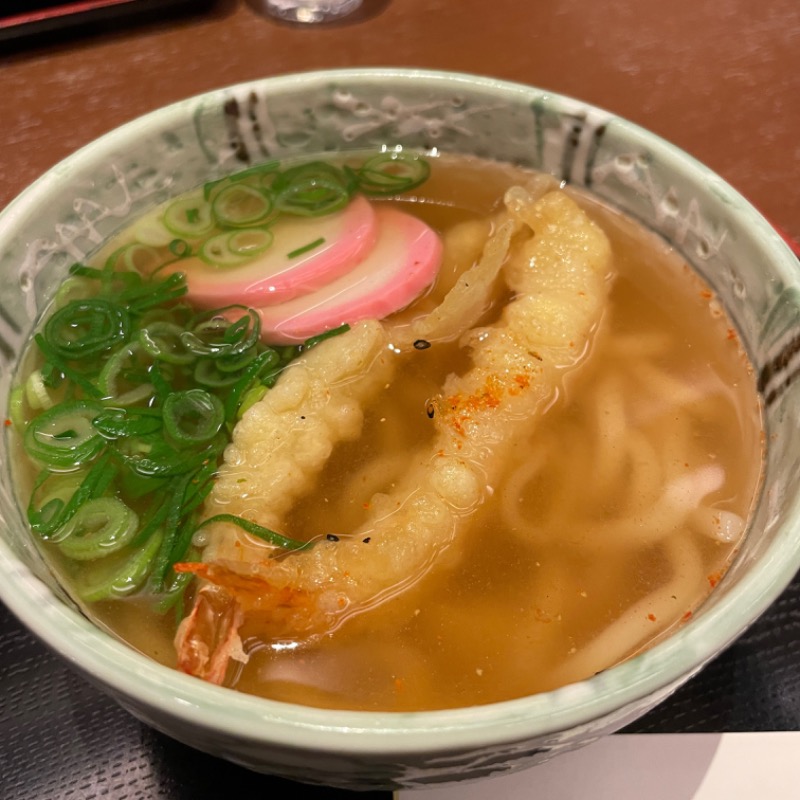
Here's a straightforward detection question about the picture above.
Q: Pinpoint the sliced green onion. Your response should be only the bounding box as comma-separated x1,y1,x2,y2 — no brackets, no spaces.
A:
260,344,301,388
260,367,283,389
106,243,163,274
24,400,104,468
167,516,204,575
121,488,170,548
39,362,63,391
28,452,114,539
237,383,267,418
145,360,173,405
118,438,220,478
139,322,196,365
163,389,225,446
224,349,279,422
227,228,274,257
216,346,261,373
27,473,86,542
54,276,94,309
43,299,130,361
74,528,164,603
168,239,192,258
163,192,215,238
66,264,99,280
96,342,155,407
276,177,351,217
132,215,176,248
149,473,194,590
229,160,280,183
356,151,430,195
196,514,310,551
287,237,325,259
193,358,245,388
172,471,217,536
273,161,352,217
303,323,351,351
93,408,163,439
92,262,141,295
8,385,27,431
25,369,56,411
211,184,274,228
180,308,260,358
123,272,187,313
198,232,252,266
198,230,273,266
34,334,102,398
57,497,139,561
276,344,303,363
152,566,194,615
203,165,280,201
181,316,233,355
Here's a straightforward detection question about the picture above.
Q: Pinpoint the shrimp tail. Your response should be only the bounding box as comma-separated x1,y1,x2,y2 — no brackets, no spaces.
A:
173,580,245,684
174,561,323,679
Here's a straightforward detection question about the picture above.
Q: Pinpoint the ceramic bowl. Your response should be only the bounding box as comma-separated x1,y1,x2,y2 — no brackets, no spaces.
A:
0,69,798,790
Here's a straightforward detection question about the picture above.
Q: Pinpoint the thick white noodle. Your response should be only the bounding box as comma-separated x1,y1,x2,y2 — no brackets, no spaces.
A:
556,535,705,684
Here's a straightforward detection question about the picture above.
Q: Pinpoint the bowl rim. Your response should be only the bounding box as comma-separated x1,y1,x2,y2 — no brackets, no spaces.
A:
1,66,799,757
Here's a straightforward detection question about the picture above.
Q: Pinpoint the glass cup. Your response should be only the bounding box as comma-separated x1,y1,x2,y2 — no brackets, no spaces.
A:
253,0,363,24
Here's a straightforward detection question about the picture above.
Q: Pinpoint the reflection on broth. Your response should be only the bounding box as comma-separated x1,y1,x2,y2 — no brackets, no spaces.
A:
11,152,763,712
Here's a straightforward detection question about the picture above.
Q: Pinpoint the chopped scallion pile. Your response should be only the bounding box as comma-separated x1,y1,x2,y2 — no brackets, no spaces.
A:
16,261,347,611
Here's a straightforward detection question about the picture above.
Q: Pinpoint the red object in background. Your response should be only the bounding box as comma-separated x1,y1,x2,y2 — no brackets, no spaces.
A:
0,0,210,42
774,225,800,260
1,0,133,29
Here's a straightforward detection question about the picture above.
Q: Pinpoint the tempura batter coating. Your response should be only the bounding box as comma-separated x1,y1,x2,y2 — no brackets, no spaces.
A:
205,319,393,544
175,189,612,682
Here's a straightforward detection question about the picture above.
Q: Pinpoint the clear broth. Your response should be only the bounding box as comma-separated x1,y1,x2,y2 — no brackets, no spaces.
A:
19,153,763,711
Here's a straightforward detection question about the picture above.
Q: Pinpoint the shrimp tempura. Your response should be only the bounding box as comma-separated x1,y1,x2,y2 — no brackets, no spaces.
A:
175,189,612,683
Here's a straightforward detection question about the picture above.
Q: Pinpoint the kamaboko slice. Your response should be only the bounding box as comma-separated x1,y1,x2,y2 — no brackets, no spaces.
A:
254,207,442,344
171,195,377,309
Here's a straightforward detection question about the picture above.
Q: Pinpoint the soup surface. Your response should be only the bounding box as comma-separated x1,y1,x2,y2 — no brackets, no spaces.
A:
12,152,763,711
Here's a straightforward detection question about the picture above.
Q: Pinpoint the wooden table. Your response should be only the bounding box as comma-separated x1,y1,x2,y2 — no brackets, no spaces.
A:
2,0,798,240
1,2,798,798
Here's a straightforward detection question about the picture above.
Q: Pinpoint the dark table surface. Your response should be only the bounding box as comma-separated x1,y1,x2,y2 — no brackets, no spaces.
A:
2,575,799,799
1,1,799,797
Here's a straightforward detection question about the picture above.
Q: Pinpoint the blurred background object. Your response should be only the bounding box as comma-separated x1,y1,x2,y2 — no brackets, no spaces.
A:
249,0,363,24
